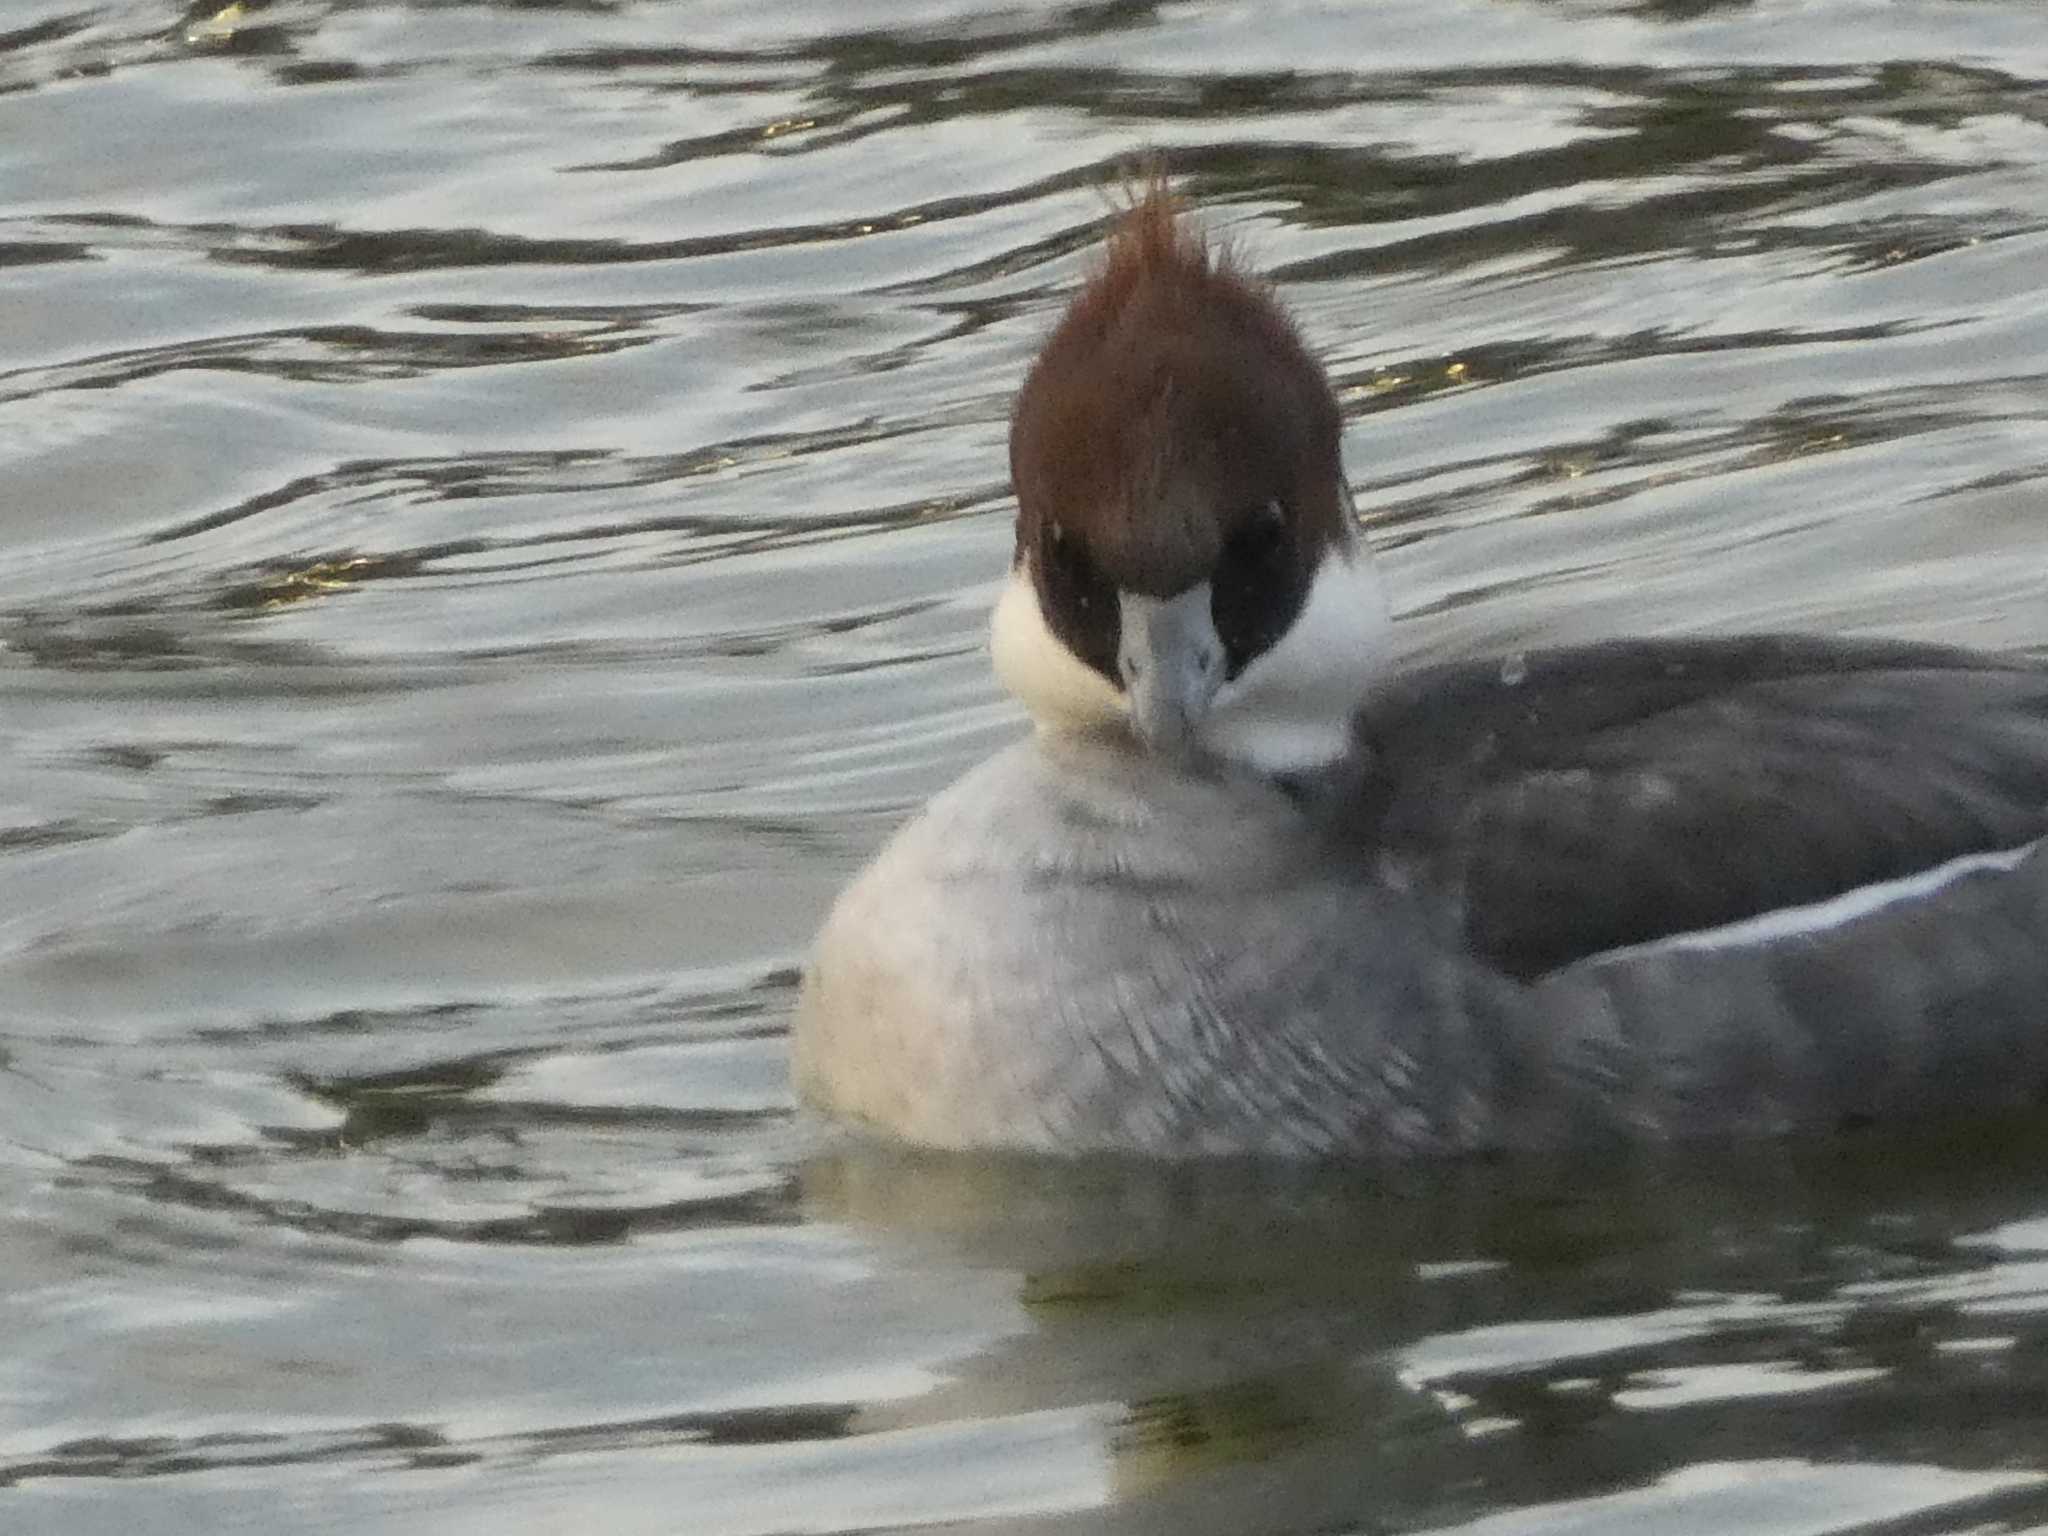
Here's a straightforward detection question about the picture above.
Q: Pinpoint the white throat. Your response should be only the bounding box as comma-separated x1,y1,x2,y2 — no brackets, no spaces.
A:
989,544,1393,776
1201,544,1392,772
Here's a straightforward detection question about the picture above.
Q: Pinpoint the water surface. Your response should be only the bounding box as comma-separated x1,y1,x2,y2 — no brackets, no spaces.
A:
5,0,2048,1530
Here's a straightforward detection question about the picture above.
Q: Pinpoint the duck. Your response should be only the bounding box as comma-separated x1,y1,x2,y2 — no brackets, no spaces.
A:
793,184,2048,1160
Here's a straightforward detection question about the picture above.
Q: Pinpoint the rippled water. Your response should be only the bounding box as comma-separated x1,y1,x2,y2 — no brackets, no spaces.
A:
6,0,2048,1530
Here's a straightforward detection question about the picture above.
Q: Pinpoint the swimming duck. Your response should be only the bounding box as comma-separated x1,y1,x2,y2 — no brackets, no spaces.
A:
794,187,2048,1159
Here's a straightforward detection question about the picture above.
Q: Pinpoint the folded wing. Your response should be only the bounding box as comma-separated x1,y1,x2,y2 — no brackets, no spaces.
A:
1335,636,2048,979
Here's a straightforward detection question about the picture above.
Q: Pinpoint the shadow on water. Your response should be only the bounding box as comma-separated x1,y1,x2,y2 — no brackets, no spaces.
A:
806,1118,2048,1529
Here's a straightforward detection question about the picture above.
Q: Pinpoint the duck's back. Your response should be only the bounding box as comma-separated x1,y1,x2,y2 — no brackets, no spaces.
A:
1333,635,2048,978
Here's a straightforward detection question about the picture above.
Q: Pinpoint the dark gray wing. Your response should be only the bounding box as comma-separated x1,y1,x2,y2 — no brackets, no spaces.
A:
1327,635,2048,979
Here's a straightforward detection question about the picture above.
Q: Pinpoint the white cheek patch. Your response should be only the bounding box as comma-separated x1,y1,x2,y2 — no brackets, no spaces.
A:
991,567,1127,735
1197,549,1394,774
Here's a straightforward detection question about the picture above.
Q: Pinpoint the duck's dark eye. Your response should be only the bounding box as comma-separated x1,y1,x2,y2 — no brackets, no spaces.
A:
1211,501,1306,679
1038,524,1120,680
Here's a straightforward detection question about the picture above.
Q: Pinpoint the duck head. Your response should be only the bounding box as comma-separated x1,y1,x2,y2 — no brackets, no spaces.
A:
994,184,1390,774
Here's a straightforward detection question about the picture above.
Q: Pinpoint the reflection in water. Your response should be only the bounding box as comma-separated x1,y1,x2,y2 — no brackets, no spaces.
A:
4,0,2048,1530
807,1126,2048,1529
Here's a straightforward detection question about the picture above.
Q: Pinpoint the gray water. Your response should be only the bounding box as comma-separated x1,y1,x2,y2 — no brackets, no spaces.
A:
6,1,2048,1531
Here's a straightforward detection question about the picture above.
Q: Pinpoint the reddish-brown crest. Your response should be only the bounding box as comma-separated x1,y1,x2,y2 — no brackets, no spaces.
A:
1009,181,1346,599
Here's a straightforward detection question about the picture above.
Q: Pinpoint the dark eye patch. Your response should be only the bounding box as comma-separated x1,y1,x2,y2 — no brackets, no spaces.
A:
1210,502,1309,679
1035,523,1121,682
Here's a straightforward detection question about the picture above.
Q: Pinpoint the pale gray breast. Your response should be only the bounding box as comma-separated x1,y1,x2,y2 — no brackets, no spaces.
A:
794,736,1606,1159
